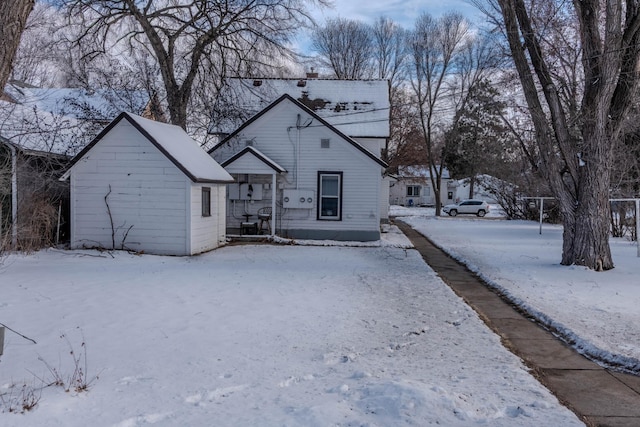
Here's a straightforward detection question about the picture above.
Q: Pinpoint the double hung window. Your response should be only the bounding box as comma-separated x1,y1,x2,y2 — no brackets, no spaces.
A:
318,172,342,220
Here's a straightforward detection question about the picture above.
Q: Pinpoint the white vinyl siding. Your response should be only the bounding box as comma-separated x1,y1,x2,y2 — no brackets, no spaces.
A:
213,100,382,238
190,184,226,254
69,120,227,255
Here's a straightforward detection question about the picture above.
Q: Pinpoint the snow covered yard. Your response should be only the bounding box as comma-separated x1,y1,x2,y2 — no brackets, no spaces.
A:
0,231,582,426
394,205,640,373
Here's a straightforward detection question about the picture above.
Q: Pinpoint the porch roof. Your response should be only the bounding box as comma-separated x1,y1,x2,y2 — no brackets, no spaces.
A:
220,146,287,175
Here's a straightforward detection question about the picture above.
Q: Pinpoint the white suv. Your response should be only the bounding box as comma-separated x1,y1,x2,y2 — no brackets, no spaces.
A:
443,200,490,217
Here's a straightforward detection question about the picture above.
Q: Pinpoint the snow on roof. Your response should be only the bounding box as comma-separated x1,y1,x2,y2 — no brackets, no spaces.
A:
127,114,233,183
63,113,233,183
0,83,148,156
211,78,390,139
398,165,451,180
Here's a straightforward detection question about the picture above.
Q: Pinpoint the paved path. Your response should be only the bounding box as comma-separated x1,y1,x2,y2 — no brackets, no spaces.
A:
396,221,640,427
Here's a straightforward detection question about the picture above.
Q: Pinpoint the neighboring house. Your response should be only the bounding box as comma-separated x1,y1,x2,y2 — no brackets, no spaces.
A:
389,166,457,207
209,94,388,241
0,135,69,249
0,82,150,249
210,76,392,223
61,112,233,256
0,81,150,155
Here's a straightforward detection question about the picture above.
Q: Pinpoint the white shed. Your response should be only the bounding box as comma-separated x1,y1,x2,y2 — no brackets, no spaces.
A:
61,112,234,255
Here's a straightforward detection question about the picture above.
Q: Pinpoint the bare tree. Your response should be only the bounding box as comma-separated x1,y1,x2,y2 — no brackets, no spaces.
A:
9,3,62,87
311,17,374,79
64,0,327,129
0,0,35,92
485,0,640,270
371,17,406,85
408,12,495,215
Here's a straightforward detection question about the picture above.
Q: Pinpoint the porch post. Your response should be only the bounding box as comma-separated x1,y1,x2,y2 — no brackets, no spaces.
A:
271,173,277,236
636,199,639,257
10,144,18,249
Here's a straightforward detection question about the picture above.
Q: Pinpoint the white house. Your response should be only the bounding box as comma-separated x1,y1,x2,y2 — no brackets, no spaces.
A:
209,94,388,241
210,76,392,223
61,112,233,255
389,166,457,207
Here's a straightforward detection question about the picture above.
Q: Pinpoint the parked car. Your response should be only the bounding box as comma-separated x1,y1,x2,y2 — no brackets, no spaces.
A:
443,200,490,217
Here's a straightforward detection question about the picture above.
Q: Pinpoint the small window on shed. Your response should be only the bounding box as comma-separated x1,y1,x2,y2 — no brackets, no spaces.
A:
321,138,330,148
202,187,211,217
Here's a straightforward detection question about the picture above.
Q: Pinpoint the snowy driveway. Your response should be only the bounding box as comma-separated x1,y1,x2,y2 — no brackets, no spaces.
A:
0,241,582,426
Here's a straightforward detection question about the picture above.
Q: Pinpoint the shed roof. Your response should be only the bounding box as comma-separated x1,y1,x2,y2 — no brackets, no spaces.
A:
61,112,233,183
221,146,287,173
210,78,390,139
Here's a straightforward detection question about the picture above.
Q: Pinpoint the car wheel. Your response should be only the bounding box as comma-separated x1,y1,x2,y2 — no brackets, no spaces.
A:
449,209,457,217
477,210,486,217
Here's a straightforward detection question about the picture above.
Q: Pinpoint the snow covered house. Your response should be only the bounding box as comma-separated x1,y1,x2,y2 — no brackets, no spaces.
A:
61,112,233,255
209,94,388,241
210,77,392,224
389,166,457,207
0,82,150,156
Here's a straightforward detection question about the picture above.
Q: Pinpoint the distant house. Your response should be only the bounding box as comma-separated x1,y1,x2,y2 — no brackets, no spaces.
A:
0,82,149,155
61,112,233,255
211,76,392,224
210,94,387,241
390,166,457,207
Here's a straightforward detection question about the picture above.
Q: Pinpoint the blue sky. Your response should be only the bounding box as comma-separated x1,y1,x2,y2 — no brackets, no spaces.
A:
311,0,484,29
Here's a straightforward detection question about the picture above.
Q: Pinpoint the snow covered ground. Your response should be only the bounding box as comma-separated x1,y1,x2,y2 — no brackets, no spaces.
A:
393,205,640,373
0,225,583,426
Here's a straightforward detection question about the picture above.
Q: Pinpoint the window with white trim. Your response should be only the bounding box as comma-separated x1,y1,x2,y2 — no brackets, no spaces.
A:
318,172,342,220
406,185,421,197
202,187,211,217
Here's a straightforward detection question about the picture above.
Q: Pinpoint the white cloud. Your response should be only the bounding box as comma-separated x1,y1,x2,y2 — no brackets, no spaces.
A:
313,0,482,29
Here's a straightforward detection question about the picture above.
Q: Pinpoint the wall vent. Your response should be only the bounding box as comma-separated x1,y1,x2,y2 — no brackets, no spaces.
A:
321,138,330,149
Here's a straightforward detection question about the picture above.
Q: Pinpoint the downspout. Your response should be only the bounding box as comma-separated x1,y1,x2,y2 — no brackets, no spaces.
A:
10,144,17,249
296,114,301,190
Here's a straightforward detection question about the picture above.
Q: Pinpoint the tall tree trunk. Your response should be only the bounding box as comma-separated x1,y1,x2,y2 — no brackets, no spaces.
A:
494,0,640,270
572,127,614,270
0,0,35,92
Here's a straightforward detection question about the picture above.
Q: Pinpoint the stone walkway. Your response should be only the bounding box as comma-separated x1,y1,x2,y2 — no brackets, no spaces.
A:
396,221,640,427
